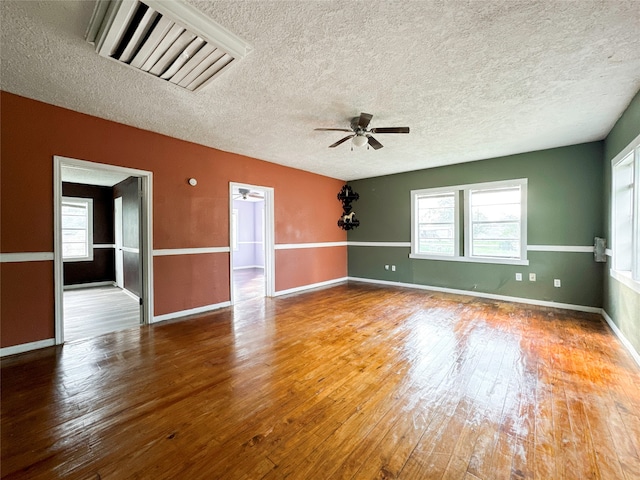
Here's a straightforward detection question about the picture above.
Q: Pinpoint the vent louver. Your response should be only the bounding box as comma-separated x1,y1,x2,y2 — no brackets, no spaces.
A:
86,0,252,92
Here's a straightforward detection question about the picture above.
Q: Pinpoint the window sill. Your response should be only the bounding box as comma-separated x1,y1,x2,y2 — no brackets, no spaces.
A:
409,253,529,266
63,256,94,263
610,269,640,294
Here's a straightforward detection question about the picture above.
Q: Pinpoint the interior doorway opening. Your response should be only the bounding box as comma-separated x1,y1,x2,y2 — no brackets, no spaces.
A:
54,156,153,344
229,183,275,303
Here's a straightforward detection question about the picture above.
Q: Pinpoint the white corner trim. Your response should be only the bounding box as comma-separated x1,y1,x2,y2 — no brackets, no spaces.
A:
121,246,140,254
233,265,265,270
0,252,54,263
153,247,230,256
0,338,56,357
274,277,348,296
347,277,602,314
64,281,116,290
153,301,231,323
275,242,348,250
93,244,116,249
601,309,640,369
348,241,411,247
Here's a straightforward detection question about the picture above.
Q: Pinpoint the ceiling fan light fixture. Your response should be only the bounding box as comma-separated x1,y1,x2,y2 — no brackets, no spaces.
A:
316,112,409,150
352,135,368,148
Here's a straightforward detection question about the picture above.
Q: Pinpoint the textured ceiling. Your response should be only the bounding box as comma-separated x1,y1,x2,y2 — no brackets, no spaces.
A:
61,164,131,187
1,1,639,181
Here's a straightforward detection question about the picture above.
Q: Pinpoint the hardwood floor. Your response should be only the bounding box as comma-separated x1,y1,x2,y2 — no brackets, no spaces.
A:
2,283,639,479
233,267,265,302
63,286,140,342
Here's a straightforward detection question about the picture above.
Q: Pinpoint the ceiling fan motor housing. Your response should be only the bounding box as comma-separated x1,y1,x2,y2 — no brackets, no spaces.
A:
350,117,364,133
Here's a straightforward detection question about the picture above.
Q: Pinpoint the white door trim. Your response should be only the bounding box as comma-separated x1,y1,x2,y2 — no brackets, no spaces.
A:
54,155,154,344
229,182,275,303
114,196,124,288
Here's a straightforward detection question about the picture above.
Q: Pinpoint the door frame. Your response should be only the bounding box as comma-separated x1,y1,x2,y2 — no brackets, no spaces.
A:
53,155,154,344
229,182,275,303
114,196,124,288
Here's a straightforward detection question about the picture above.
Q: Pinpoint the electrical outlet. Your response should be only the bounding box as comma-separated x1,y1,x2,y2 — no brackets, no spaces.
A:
385,265,389,270
529,273,536,281
554,279,561,287
515,273,522,281
391,265,396,272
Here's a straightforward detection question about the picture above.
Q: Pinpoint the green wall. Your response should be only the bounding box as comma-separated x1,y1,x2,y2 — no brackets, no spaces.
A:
348,142,605,308
603,90,640,355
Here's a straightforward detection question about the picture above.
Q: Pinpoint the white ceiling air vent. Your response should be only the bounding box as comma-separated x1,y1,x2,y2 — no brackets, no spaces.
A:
86,0,252,92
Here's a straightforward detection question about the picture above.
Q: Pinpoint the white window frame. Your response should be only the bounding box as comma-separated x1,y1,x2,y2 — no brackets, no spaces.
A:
410,178,528,265
410,186,460,259
465,179,528,264
611,134,640,294
62,196,94,262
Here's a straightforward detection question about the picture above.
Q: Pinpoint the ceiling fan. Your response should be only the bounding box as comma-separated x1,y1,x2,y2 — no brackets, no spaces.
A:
314,112,410,150
233,188,263,200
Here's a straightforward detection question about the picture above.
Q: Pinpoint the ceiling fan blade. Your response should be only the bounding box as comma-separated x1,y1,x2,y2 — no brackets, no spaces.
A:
367,136,383,150
329,135,355,148
370,127,410,134
314,128,352,132
357,113,373,129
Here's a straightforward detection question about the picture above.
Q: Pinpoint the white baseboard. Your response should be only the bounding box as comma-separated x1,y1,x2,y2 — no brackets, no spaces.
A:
64,281,116,291
153,301,231,323
121,288,140,302
0,338,55,357
274,277,348,297
347,277,602,314
601,310,640,368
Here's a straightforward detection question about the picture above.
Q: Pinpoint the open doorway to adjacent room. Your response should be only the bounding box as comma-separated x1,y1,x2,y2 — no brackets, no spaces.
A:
54,156,153,343
229,183,275,303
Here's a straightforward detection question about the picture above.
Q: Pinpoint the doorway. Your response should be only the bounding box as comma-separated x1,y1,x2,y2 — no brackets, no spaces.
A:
54,156,153,344
229,183,275,303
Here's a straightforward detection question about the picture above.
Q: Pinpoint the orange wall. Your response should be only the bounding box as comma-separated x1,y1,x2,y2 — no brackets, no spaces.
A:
153,254,231,316
1,91,347,348
275,247,348,292
0,262,55,346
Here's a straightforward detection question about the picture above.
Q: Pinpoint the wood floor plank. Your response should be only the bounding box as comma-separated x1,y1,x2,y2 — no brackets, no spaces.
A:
2,283,639,479
63,286,140,342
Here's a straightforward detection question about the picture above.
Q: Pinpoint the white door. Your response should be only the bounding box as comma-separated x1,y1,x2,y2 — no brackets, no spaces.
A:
114,196,124,288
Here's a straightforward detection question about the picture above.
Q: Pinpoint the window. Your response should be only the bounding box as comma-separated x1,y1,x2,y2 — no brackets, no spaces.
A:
414,190,458,257
467,185,524,259
411,179,527,265
611,144,640,292
62,197,93,262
